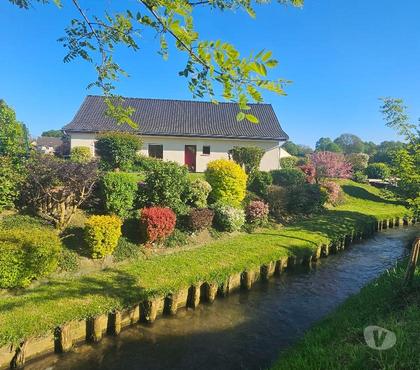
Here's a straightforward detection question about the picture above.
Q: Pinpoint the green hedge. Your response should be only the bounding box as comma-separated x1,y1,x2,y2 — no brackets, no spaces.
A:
102,172,139,219
0,228,62,288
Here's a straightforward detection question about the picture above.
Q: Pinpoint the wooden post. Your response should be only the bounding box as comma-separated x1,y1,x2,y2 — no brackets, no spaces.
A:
404,237,420,287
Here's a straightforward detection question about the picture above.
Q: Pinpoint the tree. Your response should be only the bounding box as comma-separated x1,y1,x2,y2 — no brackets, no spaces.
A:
372,141,405,164
346,153,369,172
8,0,304,125
95,132,143,171
380,98,419,214
0,99,29,161
283,141,313,157
41,129,63,138
363,141,377,156
310,151,353,183
334,133,365,154
315,137,341,152
230,146,265,175
20,155,99,230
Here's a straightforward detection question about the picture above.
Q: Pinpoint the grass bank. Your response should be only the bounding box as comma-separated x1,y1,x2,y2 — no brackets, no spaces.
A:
272,259,420,370
0,181,410,346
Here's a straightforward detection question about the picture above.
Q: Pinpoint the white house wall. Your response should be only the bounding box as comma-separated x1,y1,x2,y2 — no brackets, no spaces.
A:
69,133,281,172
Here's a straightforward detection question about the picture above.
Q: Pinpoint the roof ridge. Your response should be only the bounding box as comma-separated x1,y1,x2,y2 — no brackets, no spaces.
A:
85,95,272,106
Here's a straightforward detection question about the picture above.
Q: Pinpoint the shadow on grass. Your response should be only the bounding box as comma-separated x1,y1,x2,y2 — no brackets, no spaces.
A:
342,185,401,205
61,226,90,257
0,268,145,313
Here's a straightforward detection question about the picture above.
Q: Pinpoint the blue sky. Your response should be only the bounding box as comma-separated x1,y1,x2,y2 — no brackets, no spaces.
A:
1,0,419,147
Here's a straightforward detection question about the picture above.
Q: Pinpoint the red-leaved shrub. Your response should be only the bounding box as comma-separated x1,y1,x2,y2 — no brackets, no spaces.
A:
245,200,269,226
322,181,343,205
187,208,215,232
140,207,176,245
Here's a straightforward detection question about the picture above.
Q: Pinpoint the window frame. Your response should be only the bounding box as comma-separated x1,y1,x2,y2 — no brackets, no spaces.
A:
148,144,163,159
202,145,211,155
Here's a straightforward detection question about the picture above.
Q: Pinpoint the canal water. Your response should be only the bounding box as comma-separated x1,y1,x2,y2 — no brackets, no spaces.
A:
27,225,419,370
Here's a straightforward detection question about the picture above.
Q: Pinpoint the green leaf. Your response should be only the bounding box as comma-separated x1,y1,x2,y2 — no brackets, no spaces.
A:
245,114,259,124
236,112,246,121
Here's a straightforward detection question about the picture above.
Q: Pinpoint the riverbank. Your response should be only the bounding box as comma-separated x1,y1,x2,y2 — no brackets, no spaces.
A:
272,256,420,370
0,181,413,368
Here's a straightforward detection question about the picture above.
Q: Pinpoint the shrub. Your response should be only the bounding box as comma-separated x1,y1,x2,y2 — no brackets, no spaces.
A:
230,146,265,174
346,153,369,172
113,237,140,262
163,229,189,248
58,248,80,272
132,154,161,172
213,204,245,232
0,156,22,212
299,163,316,184
245,201,269,227
138,160,190,215
266,185,289,221
365,163,391,180
101,172,138,219
186,178,212,208
70,146,92,164
95,132,143,171
321,181,343,205
84,215,122,258
310,151,353,182
247,171,272,198
140,207,176,245
271,168,306,187
0,227,62,288
205,159,247,207
186,208,215,232
280,156,299,169
353,171,368,183
287,184,327,214
20,154,99,230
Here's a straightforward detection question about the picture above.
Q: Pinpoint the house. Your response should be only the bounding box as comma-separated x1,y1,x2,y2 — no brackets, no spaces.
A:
63,95,289,172
35,136,64,155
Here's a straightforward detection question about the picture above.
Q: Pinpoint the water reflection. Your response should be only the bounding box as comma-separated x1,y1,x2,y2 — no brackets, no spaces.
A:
27,226,419,370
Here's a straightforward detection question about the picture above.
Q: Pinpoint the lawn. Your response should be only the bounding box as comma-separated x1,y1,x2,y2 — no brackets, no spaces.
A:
0,181,411,346
272,259,420,370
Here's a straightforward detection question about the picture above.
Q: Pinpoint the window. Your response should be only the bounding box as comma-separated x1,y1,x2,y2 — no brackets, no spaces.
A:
148,144,163,159
203,145,211,155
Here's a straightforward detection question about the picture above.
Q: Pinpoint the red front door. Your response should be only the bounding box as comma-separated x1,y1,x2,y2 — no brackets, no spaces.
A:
184,145,197,172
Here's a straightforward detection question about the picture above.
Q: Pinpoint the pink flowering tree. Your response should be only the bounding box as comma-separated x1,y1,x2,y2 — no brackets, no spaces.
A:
310,151,353,183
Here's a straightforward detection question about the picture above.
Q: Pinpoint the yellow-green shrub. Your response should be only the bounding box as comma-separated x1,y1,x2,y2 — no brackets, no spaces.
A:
0,228,62,288
84,215,122,259
205,159,247,207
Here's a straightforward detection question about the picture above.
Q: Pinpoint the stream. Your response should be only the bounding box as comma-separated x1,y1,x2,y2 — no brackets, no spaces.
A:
27,225,419,370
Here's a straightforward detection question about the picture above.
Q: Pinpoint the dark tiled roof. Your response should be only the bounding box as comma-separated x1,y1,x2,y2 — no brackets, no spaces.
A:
36,137,63,148
63,95,288,141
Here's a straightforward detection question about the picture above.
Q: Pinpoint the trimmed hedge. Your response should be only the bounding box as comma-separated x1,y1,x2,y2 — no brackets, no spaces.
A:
245,200,269,226
101,172,138,219
365,163,391,180
95,132,143,171
247,171,272,199
271,168,306,187
186,208,215,232
138,160,190,215
0,228,62,288
84,215,122,259
213,204,245,232
186,178,212,208
140,207,176,245
70,146,92,164
205,159,247,207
